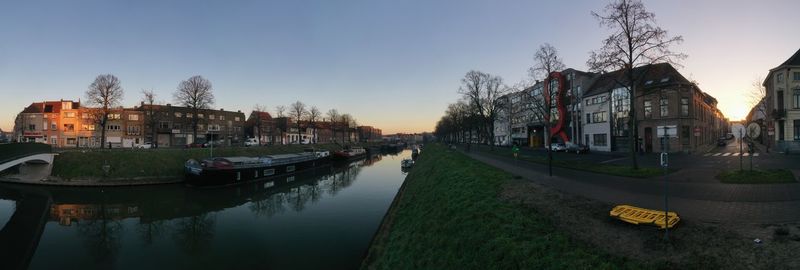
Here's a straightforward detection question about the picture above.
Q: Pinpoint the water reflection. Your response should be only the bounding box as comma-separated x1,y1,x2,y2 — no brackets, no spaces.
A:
0,150,404,270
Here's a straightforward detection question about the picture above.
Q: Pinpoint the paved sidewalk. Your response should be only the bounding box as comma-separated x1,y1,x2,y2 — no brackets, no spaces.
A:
462,149,800,223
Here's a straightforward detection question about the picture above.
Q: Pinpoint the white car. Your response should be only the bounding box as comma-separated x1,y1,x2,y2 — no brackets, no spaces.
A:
549,143,566,152
135,143,153,149
245,138,258,146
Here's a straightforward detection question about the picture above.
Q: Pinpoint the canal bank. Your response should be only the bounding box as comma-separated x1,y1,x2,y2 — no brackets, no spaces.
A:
363,144,800,269
360,144,642,269
1,143,385,186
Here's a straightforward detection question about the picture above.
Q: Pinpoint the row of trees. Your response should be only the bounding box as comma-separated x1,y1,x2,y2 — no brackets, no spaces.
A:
435,0,685,171
85,74,214,148
251,101,360,145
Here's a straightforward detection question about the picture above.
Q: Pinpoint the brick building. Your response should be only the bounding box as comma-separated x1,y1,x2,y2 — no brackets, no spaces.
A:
136,103,246,147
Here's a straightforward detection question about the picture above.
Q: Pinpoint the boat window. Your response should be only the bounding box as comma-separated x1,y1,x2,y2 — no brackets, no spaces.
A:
263,181,274,188
255,170,259,178
236,172,241,181
264,169,275,176
287,165,295,172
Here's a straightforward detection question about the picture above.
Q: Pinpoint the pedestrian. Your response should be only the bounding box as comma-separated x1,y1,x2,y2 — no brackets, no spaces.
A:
512,144,520,159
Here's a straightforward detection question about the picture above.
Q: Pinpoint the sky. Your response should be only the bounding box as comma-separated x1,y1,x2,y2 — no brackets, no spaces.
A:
1,0,798,134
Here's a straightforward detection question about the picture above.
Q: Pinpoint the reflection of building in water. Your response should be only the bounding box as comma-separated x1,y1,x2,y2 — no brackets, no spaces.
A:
50,204,140,226
362,154,382,166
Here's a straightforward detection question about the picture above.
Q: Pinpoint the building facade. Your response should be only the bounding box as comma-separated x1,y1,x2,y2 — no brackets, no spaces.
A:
136,103,246,147
764,48,800,151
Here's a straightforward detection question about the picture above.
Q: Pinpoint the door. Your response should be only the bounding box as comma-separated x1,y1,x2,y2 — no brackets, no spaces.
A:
644,127,653,153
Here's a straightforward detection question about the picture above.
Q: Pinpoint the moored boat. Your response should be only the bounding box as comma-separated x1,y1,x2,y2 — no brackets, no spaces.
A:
184,150,331,187
333,147,367,161
401,158,414,168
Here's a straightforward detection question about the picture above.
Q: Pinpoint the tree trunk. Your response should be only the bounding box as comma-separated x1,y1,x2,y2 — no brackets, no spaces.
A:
100,115,108,149
628,69,639,170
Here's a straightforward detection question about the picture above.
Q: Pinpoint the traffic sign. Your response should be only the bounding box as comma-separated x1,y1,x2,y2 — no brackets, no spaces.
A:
747,123,761,139
768,126,775,136
693,127,700,137
732,123,745,139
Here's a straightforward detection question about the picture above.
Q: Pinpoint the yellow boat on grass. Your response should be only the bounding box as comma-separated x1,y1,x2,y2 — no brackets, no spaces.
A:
610,205,680,229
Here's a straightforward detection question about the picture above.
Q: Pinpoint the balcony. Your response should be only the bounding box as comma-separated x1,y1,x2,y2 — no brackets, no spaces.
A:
772,109,787,119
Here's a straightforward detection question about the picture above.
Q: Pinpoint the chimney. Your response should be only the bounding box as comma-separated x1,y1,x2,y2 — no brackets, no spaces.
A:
166,104,171,107
141,101,145,106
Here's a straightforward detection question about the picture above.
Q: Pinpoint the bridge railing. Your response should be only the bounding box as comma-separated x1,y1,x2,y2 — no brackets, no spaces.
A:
0,143,53,165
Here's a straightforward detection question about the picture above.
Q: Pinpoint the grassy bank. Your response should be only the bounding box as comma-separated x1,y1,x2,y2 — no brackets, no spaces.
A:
473,145,665,178
717,169,796,184
361,144,643,269
51,143,381,180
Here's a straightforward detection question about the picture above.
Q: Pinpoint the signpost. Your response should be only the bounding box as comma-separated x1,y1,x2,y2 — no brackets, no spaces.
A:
747,123,761,171
658,125,675,240
732,123,745,171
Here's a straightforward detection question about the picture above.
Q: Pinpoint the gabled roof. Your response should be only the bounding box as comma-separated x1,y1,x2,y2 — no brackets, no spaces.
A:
778,48,800,67
21,100,81,114
583,63,691,97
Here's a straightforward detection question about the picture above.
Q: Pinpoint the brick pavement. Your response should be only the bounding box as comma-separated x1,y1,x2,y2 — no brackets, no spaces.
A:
462,149,800,223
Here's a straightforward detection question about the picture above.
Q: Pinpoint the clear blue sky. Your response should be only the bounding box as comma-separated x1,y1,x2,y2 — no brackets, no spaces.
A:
1,0,798,133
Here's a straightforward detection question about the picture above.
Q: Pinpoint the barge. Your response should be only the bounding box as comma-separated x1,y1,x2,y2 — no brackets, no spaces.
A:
333,147,367,161
184,149,331,187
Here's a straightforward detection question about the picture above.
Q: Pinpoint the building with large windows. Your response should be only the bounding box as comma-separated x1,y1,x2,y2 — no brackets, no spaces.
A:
764,48,800,151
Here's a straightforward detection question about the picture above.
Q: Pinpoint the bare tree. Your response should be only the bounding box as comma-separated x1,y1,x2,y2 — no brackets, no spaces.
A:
174,75,215,143
141,89,161,148
340,114,353,143
86,74,124,148
524,43,567,176
458,70,490,145
307,106,322,144
326,109,340,144
275,105,286,118
252,104,269,145
587,0,685,169
288,101,307,144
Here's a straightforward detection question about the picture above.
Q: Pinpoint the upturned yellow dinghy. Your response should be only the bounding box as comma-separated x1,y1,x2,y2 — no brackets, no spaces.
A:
610,205,679,229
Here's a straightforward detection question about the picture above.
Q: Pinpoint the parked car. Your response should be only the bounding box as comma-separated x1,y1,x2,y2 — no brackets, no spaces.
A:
565,142,589,154
135,143,154,149
717,139,727,147
185,142,205,148
549,143,566,152
244,138,258,147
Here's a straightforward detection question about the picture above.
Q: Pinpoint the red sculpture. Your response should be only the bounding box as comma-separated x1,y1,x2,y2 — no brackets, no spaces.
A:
543,72,570,143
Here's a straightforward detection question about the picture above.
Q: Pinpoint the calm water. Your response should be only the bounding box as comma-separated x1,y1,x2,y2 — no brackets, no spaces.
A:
0,150,412,270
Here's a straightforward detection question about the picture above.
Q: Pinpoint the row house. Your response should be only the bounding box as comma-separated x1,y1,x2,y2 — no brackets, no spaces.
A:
357,126,382,143
136,103,246,147
583,63,727,153
14,100,144,148
764,48,800,151
501,69,598,148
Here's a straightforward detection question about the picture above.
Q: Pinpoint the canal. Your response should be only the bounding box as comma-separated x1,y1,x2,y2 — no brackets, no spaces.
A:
0,150,412,270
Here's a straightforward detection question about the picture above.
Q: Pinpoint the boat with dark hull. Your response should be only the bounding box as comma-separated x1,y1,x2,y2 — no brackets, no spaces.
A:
184,150,331,187
333,147,367,161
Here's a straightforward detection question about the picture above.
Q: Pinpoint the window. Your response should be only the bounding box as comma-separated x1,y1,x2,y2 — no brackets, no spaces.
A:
82,124,95,131
586,113,591,124
63,124,75,131
593,134,607,146
107,125,120,130
108,113,121,120
43,121,48,130
127,125,141,135
794,90,800,109
209,115,215,120
175,112,182,118
592,111,608,123
50,137,57,144
128,114,139,121
66,138,76,145
644,100,652,118
778,90,785,110
235,116,241,122
794,72,800,81
51,122,56,130
660,98,669,117
198,114,204,118
159,121,170,129
795,120,800,140
681,126,690,145
187,113,193,118
777,73,784,83
173,123,182,129
64,112,75,118
219,115,225,121
82,113,89,119
681,98,689,117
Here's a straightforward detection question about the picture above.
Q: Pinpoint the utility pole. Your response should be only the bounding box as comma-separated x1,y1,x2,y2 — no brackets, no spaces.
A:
661,125,670,240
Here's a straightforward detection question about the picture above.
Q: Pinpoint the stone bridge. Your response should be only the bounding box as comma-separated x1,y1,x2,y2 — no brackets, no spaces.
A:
0,143,56,182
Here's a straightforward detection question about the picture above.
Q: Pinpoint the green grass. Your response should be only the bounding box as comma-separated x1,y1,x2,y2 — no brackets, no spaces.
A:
717,169,796,184
362,144,646,269
475,146,666,178
51,143,381,180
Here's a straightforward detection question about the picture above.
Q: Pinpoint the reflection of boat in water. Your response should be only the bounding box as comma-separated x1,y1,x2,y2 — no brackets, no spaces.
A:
184,149,331,187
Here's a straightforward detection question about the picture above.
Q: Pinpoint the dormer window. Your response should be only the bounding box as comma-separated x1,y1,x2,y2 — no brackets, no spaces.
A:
645,80,653,85
660,77,670,82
